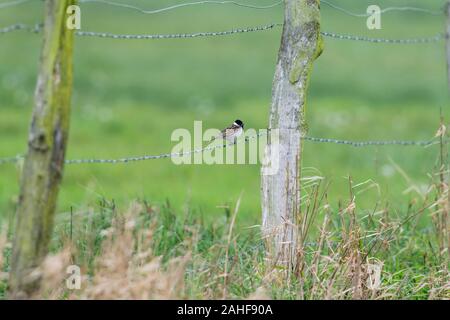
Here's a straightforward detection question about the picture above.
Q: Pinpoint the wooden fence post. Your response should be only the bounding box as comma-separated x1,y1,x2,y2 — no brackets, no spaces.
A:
9,0,76,298
261,0,323,271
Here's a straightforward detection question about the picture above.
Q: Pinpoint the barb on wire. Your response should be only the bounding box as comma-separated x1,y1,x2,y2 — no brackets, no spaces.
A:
0,22,281,39
0,155,23,165
321,0,444,17
78,0,283,14
0,23,41,35
302,136,438,148
320,31,444,44
65,133,263,165
73,28,446,44
0,134,440,166
0,133,263,165
74,23,281,39
1,22,443,45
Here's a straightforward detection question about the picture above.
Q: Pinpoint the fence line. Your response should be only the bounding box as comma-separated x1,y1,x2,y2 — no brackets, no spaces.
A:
320,31,444,44
321,0,444,17
0,22,444,44
0,156,22,165
75,23,280,39
1,0,443,18
80,0,446,16
0,4,444,166
301,136,438,148
0,0,283,11
0,22,280,38
0,134,440,166
78,0,283,13
0,23,41,34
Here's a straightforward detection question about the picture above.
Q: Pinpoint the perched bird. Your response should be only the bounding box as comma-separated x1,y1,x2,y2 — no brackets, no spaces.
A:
211,119,244,143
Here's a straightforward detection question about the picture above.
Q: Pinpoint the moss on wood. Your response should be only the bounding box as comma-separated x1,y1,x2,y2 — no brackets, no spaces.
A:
9,0,76,298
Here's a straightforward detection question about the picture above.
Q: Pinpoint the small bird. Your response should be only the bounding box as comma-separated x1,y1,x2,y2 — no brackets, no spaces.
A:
210,119,244,143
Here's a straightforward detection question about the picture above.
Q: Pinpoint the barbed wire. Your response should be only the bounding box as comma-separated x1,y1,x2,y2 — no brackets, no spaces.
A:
65,133,264,164
0,22,281,38
0,0,443,18
75,23,281,39
0,134,263,165
0,155,22,165
320,31,444,44
0,22,444,44
321,0,444,17
302,136,438,147
78,0,283,14
0,23,41,34
0,134,440,166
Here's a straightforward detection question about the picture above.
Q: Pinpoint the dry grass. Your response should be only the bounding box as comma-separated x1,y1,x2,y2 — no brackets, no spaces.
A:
0,162,448,300
1,204,189,300
76,204,189,299
0,229,8,284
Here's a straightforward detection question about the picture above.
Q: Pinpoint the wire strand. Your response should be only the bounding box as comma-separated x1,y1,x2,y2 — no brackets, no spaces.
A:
321,0,444,17
0,135,439,166
1,22,444,44
302,136,438,148
0,0,280,11
0,22,281,38
0,155,23,165
0,23,41,34
320,31,444,44
74,23,281,39
78,0,283,14
0,0,442,17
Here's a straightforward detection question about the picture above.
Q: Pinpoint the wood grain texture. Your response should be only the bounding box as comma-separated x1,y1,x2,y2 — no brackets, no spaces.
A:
261,0,323,270
9,0,76,298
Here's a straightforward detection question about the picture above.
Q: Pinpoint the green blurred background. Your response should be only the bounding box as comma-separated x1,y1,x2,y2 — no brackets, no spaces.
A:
0,0,448,224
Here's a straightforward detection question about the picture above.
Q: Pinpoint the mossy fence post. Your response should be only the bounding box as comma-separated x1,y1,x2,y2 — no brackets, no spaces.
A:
9,0,76,298
261,0,323,272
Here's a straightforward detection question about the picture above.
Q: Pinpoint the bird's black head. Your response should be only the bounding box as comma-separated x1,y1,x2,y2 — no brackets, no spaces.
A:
234,120,244,128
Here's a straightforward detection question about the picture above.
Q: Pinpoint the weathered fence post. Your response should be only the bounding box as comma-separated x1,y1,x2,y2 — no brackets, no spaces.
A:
9,0,76,298
261,0,323,270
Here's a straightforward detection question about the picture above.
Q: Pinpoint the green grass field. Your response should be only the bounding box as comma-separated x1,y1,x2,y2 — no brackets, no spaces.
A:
0,0,449,300
1,0,448,224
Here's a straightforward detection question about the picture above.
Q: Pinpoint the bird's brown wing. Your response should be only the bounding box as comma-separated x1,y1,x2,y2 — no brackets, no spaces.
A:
221,124,240,138
210,124,240,142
